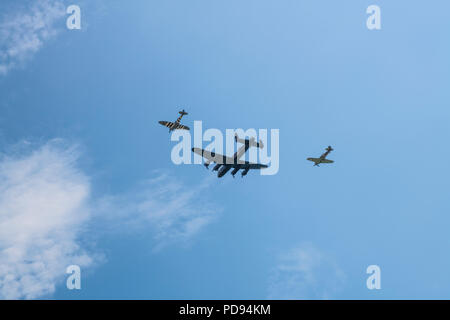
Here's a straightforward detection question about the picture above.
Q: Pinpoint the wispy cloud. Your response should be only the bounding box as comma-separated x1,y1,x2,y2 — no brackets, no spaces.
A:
0,0,65,75
96,173,219,251
268,242,345,299
0,140,95,299
0,140,219,299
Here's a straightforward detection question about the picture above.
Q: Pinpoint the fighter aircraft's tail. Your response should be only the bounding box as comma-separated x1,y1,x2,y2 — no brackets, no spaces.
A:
175,109,188,124
234,134,264,149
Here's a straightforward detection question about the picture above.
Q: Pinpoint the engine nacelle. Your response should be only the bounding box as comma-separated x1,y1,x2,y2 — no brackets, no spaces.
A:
218,165,232,178
231,167,240,177
241,168,250,177
212,164,221,171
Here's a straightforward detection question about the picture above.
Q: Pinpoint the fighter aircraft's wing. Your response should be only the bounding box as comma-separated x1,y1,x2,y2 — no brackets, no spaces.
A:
158,121,190,131
306,157,334,164
175,124,190,130
159,121,171,127
192,148,233,164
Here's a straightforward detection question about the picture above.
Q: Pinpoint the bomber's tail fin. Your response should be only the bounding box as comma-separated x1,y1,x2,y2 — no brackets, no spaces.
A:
234,134,264,149
179,109,188,116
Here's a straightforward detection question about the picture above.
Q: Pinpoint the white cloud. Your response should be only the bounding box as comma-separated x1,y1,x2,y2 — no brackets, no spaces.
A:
0,141,219,299
96,173,219,251
268,242,345,299
0,140,95,299
0,0,65,75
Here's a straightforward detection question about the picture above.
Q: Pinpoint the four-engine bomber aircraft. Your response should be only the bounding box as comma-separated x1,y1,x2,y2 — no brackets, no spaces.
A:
159,109,190,132
307,146,334,166
192,134,268,178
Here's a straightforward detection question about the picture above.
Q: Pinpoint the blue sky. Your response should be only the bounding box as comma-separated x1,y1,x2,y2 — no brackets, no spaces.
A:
0,0,450,299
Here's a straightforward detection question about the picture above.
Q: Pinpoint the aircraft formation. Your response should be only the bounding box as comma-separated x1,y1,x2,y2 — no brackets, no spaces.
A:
159,109,334,178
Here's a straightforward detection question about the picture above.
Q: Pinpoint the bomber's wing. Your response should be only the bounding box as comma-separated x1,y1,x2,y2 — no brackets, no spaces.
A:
230,161,268,169
307,157,320,162
230,161,268,177
240,162,268,169
192,148,232,164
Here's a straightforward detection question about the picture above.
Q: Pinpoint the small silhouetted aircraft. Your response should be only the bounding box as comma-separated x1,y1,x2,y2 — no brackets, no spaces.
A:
307,146,334,166
159,109,190,132
192,134,268,178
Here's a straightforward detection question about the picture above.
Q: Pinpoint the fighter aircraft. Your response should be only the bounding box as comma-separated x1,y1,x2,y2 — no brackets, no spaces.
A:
192,134,268,178
158,109,190,132
307,146,334,166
